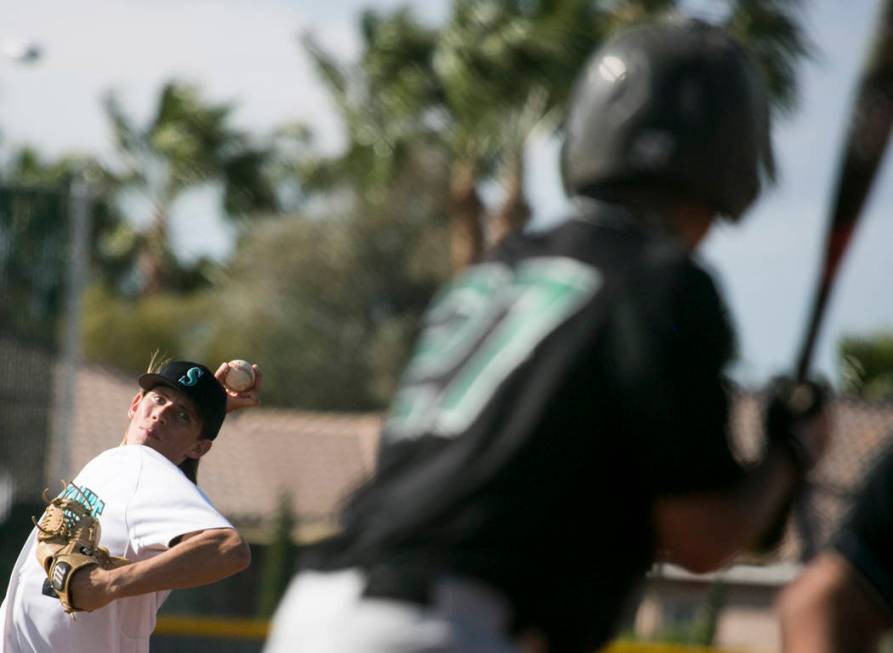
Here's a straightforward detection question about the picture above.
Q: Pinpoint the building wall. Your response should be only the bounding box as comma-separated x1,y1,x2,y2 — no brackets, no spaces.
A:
714,585,781,651
636,577,782,652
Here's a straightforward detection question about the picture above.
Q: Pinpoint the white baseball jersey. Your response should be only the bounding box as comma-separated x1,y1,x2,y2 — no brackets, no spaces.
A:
0,445,233,653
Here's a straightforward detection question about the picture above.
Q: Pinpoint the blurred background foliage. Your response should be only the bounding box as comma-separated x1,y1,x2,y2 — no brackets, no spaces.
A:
5,0,891,410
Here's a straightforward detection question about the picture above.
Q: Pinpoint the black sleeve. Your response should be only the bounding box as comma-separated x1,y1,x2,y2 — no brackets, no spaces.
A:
602,251,745,494
832,440,893,615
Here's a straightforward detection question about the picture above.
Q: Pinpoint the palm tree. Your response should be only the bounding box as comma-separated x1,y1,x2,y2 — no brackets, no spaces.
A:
299,10,443,199
434,0,599,252
440,0,811,253
304,0,812,271
840,333,893,400
104,82,279,294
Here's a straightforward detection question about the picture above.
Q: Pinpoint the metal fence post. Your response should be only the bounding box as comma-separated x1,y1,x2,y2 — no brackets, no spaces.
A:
50,176,92,484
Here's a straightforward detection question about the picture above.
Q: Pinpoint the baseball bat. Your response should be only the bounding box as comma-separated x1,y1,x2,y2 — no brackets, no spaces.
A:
755,0,893,557
796,0,893,380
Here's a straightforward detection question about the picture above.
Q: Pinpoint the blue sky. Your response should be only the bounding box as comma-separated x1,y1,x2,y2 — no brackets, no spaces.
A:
1,0,891,387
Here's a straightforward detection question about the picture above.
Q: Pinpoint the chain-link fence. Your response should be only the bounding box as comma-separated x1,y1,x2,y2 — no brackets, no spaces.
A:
0,183,71,510
728,390,893,560
0,181,77,607
797,397,893,553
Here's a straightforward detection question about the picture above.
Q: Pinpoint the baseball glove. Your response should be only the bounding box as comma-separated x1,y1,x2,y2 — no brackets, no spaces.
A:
32,482,129,613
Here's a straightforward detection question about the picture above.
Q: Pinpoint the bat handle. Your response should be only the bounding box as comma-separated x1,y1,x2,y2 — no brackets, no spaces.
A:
795,279,833,382
751,492,796,555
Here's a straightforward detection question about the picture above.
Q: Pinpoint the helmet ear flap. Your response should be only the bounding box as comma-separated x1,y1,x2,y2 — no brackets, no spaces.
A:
560,19,774,221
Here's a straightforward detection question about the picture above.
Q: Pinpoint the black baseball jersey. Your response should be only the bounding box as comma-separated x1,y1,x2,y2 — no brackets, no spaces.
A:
833,438,893,616
322,202,745,651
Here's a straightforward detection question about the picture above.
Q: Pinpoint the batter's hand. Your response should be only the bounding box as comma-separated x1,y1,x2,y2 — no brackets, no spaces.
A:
765,376,832,473
215,362,263,413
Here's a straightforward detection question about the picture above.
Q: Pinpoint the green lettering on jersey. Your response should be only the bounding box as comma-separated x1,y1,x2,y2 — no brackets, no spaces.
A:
405,265,510,379
385,257,600,441
60,483,105,517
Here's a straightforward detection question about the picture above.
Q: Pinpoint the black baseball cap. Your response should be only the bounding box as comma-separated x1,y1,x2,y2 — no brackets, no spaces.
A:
138,361,227,440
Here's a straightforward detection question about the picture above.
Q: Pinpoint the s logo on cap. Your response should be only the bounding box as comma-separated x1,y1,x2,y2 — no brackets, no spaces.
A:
178,367,204,387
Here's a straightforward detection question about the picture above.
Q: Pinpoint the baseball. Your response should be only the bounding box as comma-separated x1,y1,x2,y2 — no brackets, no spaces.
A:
224,359,255,392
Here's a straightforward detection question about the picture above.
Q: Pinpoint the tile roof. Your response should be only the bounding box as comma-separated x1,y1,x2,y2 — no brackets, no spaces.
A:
45,363,893,554
198,409,381,540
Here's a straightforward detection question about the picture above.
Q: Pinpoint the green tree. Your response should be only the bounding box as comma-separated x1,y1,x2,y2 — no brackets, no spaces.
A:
201,147,451,409
2,147,140,296
840,332,893,400
304,0,812,271
79,1,814,405
104,82,280,295
81,145,448,409
81,285,213,375
431,0,597,255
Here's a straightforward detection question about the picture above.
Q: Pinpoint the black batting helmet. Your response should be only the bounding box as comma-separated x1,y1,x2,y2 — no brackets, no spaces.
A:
560,18,775,220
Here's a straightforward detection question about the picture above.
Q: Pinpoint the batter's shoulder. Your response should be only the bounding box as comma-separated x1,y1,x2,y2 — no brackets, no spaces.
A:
619,244,734,366
638,242,720,302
